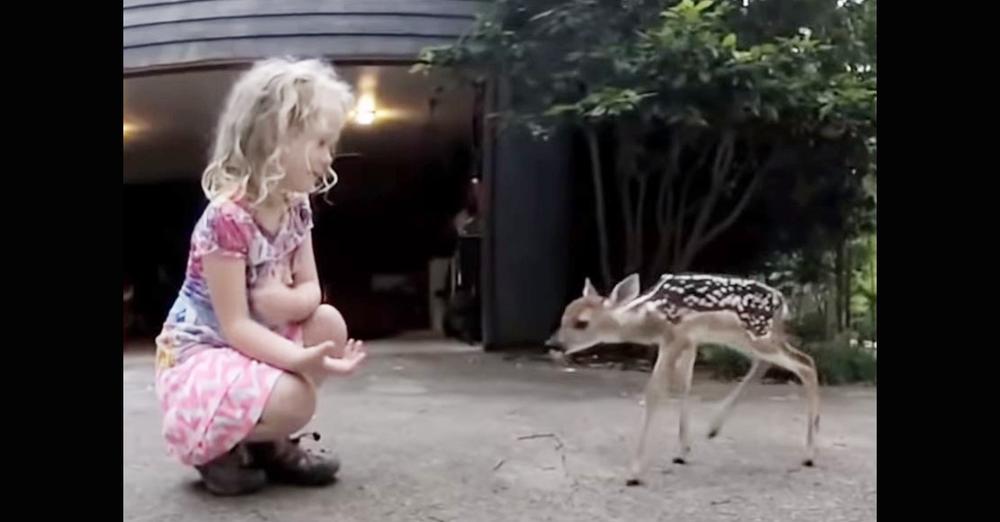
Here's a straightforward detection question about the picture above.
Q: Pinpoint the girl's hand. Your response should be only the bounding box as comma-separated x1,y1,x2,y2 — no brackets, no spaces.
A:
292,340,341,379
324,339,367,375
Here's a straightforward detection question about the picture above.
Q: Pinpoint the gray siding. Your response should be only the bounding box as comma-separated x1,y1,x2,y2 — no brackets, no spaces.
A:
124,0,488,71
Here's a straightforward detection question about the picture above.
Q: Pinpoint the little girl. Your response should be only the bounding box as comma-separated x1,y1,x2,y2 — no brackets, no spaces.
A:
154,58,367,496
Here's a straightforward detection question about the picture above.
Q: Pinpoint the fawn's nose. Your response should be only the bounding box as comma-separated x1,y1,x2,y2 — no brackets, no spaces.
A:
545,333,563,350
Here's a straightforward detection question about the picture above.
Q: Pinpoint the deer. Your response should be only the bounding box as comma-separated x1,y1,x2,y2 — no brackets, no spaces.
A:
547,273,820,486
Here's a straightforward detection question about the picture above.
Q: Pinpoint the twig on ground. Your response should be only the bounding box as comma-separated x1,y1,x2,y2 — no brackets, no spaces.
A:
517,433,564,450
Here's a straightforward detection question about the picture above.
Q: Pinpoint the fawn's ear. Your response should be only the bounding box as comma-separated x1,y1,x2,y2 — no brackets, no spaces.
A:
583,278,600,298
609,273,641,306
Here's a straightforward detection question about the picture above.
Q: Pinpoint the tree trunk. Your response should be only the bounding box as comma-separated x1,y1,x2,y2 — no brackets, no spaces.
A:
843,238,852,331
584,126,613,290
825,281,838,337
674,131,769,272
618,176,636,276
648,133,685,280
870,295,877,339
833,237,850,333
615,123,644,278
869,234,876,339
678,131,735,270
649,168,676,280
634,176,647,277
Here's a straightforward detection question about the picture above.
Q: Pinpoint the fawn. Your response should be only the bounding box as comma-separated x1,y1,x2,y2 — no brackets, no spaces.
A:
548,273,819,486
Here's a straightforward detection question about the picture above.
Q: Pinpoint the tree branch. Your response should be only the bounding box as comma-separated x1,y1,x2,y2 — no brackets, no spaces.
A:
695,169,763,250
656,132,683,230
634,175,648,273
650,167,677,280
619,175,633,272
672,140,710,263
649,131,685,278
680,130,735,269
584,126,612,289
685,142,791,267
617,123,642,274
656,169,671,230
691,138,715,176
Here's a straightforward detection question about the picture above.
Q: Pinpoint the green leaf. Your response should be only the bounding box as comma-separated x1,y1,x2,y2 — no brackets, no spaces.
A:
686,113,709,127
764,105,779,121
529,9,557,23
694,0,715,13
722,33,737,48
819,103,834,120
543,104,580,117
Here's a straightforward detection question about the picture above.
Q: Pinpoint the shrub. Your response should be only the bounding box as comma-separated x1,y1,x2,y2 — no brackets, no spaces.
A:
700,338,876,385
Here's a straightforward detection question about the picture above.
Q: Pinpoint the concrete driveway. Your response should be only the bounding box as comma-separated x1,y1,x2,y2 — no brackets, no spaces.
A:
124,338,876,522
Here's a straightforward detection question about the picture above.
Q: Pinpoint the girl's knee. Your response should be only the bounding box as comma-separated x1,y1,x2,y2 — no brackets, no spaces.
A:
317,304,347,333
306,304,348,346
260,373,317,435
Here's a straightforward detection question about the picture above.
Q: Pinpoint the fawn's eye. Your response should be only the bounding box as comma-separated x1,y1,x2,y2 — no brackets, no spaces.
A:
573,319,589,330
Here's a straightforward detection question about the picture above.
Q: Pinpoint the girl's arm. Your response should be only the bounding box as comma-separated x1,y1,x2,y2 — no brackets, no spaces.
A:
204,252,311,371
288,234,323,315
253,234,322,325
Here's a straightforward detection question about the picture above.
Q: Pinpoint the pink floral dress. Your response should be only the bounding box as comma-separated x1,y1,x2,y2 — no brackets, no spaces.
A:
154,194,313,466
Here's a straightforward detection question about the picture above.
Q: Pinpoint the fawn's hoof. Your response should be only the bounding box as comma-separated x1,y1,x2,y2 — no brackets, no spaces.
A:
626,478,643,487
802,459,815,467
707,429,719,439
672,457,687,465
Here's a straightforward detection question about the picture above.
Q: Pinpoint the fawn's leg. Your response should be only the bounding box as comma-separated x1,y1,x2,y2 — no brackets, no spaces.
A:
706,358,769,439
627,342,680,486
673,344,697,464
783,342,820,465
756,339,821,466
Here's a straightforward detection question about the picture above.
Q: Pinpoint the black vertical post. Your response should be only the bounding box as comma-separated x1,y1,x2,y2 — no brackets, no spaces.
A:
481,80,572,349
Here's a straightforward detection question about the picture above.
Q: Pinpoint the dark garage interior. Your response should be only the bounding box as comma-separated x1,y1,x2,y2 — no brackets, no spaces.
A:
124,65,482,343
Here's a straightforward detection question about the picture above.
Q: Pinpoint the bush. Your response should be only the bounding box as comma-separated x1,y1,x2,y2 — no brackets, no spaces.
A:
792,311,830,344
700,344,752,381
699,339,876,385
851,313,877,341
809,339,877,385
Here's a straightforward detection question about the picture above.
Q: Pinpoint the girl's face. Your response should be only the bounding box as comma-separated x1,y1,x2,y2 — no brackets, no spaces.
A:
279,127,337,194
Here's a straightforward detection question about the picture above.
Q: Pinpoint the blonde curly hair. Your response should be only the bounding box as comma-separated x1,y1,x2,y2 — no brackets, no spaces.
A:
201,57,355,205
